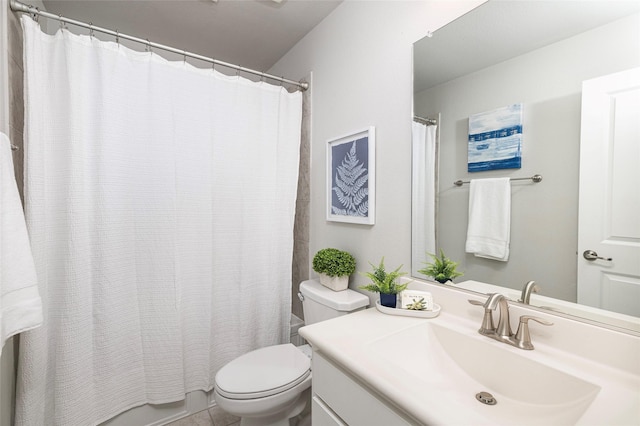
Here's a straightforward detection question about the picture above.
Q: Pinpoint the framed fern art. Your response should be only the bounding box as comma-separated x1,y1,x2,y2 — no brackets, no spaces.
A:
326,127,375,225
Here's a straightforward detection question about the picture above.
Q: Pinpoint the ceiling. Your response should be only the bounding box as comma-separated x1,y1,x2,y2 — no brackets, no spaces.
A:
39,0,342,72
414,0,640,93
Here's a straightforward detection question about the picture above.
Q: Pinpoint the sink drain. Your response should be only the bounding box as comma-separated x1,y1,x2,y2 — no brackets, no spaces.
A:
476,391,497,405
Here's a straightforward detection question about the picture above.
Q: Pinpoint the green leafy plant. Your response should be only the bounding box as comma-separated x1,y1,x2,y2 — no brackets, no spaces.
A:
312,248,356,277
359,257,409,295
418,249,463,283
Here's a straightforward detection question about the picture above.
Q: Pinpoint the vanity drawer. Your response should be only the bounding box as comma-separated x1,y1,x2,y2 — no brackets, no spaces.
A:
312,395,347,426
313,352,415,426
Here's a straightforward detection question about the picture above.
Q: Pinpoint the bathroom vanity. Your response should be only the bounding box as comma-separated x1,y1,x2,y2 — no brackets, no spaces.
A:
299,281,640,426
311,351,414,425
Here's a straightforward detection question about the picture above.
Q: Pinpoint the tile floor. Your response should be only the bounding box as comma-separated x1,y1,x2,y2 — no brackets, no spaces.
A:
166,406,239,426
167,403,311,426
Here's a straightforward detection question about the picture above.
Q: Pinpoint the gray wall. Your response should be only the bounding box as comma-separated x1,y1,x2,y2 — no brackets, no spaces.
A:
269,1,485,304
414,14,640,301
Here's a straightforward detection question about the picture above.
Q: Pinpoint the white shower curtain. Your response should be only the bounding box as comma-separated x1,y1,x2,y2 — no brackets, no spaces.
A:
16,17,302,425
411,121,437,277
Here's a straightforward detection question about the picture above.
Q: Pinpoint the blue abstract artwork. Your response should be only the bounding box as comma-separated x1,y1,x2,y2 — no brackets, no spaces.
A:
468,104,523,172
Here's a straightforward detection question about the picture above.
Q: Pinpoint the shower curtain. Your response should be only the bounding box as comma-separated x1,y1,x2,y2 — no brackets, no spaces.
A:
16,16,302,425
411,121,437,277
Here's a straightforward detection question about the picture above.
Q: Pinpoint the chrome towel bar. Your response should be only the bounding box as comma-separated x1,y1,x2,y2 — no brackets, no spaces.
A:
454,174,542,187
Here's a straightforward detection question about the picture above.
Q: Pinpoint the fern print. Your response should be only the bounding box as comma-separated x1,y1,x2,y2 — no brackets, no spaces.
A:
332,140,369,217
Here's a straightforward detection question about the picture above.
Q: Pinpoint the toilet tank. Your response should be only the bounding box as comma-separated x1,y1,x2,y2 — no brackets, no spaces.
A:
299,279,369,325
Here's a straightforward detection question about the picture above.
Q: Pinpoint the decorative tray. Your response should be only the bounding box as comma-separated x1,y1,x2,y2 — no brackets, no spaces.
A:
375,301,441,318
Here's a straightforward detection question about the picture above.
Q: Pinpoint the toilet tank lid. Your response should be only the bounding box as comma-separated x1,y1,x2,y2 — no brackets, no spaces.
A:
300,279,369,311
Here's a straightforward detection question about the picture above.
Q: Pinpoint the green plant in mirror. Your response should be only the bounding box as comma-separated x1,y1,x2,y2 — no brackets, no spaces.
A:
418,249,464,284
359,257,408,294
312,248,356,277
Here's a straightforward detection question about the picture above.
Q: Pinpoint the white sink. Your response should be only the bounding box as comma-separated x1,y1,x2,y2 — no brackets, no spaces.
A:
368,321,600,425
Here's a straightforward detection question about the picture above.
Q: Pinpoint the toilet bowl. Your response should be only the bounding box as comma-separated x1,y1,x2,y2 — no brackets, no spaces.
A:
214,343,312,426
213,279,369,426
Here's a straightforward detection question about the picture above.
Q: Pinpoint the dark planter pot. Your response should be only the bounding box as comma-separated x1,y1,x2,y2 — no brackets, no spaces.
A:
380,293,397,308
435,278,451,284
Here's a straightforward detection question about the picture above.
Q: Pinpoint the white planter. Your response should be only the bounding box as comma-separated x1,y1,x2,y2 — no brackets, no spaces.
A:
319,273,349,291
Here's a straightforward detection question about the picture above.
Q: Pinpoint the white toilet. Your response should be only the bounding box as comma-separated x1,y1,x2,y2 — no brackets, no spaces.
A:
213,279,369,426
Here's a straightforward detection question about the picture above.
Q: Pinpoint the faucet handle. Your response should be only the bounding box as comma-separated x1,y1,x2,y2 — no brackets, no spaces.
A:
468,299,495,335
514,315,553,350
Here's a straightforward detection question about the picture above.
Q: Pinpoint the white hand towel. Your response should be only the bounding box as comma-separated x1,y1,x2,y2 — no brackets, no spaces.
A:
0,132,42,353
465,177,511,261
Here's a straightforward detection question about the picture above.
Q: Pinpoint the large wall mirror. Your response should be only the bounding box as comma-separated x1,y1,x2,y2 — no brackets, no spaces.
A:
412,0,640,332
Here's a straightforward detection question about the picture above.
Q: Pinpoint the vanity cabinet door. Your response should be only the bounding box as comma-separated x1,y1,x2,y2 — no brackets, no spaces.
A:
312,352,416,426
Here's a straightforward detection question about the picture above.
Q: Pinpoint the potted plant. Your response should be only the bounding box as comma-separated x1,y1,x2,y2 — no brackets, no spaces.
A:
359,257,408,308
312,248,356,291
418,249,463,284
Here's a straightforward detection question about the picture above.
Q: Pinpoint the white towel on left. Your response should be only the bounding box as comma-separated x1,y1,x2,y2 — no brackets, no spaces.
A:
0,132,42,353
465,177,511,261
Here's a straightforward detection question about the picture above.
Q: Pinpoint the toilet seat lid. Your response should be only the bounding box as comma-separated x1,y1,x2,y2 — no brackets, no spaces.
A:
215,343,311,400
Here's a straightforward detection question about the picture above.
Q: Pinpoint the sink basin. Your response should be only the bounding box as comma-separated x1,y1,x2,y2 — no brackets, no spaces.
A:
368,321,600,425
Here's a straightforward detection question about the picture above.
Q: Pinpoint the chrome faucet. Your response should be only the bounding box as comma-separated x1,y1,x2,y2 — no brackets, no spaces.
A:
518,280,539,304
469,293,553,350
482,293,513,341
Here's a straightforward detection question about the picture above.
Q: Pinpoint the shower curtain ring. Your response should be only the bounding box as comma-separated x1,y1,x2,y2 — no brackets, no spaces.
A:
183,49,187,64
31,7,39,22
146,38,151,53
115,29,119,45
89,22,94,39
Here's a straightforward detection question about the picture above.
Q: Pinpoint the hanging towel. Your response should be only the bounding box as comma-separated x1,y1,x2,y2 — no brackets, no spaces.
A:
0,132,42,354
465,177,511,261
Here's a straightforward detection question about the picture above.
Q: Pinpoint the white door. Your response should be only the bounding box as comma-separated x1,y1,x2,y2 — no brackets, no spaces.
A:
577,67,640,317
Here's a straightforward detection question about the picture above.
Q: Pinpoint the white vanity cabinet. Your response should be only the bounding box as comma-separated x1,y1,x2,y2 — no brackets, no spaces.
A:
299,288,640,426
311,350,417,426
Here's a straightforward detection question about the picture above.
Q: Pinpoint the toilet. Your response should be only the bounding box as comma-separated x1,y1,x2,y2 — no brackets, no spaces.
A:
213,279,369,426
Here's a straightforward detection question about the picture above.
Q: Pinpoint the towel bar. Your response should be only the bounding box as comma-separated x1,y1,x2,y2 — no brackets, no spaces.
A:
454,174,542,187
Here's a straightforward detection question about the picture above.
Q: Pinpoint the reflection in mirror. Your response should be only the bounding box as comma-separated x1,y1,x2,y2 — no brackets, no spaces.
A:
412,1,640,332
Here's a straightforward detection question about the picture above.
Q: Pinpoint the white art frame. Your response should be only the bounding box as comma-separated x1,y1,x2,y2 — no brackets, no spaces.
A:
326,127,375,225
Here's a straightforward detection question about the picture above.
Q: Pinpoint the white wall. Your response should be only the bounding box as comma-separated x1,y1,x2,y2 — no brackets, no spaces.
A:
414,13,640,302
269,0,484,302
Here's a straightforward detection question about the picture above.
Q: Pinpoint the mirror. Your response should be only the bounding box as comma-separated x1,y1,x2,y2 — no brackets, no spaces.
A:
412,0,640,332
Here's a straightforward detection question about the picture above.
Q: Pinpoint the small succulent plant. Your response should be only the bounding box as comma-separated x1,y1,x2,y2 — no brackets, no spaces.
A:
405,297,428,311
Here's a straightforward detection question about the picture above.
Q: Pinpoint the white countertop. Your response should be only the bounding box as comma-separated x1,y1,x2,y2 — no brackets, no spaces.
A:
300,307,430,423
300,298,640,425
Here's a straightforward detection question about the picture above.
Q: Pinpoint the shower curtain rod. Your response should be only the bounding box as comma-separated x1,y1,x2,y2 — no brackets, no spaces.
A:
9,0,309,92
413,115,437,126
